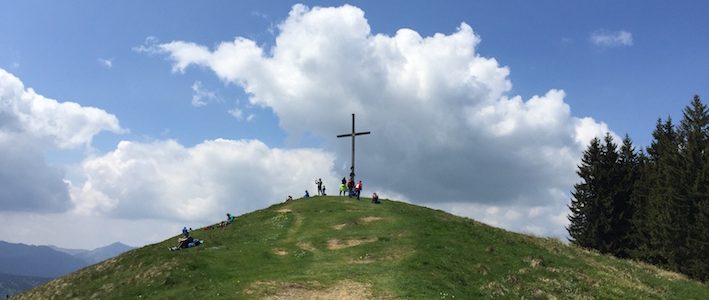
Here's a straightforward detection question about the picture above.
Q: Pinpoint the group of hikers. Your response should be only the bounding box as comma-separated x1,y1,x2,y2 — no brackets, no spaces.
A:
338,177,363,200
169,212,237,251
295,175,381,204
171,173,382,252
169,226,204,251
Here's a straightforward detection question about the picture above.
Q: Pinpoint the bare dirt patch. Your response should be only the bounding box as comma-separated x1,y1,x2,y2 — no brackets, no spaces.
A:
359,216,383,223
273,248,288,256
530,258,543,268
349,247,415,264
297,241,317,252
261,280,375,300
327,237,378,250
277,209,292,213
332,223,347,230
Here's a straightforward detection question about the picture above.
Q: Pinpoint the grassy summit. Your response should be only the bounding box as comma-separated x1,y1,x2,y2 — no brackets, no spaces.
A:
15,197,707,299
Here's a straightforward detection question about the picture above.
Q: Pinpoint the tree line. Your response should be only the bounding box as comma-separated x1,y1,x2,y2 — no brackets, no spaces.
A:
568,95,708,282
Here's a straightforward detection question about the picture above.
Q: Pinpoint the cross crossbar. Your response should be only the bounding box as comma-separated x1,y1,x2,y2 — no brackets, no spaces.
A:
336,131,371,138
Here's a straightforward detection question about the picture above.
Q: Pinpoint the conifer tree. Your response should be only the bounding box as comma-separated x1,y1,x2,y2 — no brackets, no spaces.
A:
596,133,620,254
611,135,639,257
633,118,679,266
628,149,649,256
568,137,602,248
676,95,709,280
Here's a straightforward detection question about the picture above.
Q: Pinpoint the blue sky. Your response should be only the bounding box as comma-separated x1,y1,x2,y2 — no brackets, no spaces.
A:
1,1,708,248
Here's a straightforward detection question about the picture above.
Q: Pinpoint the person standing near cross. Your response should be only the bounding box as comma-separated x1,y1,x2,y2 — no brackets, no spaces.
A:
337,113,371,186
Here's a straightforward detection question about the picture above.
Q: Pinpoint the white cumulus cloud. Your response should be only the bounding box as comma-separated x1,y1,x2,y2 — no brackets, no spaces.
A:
0,68,124,149
142,4,612,239
72,138,337,223
590,30,633,47
0,68,125,213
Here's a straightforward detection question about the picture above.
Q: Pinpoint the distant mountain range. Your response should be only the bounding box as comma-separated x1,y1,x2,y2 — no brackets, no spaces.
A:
0,272,50,297
0,241,133,296
50,242,134,265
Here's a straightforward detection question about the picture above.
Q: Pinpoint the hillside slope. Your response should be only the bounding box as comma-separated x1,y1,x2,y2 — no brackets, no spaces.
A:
15,197,708,299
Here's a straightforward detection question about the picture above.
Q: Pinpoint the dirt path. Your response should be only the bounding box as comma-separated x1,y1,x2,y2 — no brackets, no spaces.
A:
278,208,303,243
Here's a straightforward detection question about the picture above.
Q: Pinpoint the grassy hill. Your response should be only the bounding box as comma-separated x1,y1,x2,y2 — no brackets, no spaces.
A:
14,197,708,299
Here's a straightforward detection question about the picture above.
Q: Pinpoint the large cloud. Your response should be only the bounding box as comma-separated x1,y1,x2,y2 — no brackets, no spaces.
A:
0,69,124,149
72,138,337,223
146,4,611,211
0,138,70,212
0,68,124,212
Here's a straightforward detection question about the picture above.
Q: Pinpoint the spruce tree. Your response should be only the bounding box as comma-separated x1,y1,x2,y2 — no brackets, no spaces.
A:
612,134,639,258
596,133,620,254
628,149,650,257
568,137,602,248
634,118,679,266
676,95,709,280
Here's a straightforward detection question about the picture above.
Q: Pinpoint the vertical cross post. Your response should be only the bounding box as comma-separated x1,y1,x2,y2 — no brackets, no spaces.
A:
337,113,371,184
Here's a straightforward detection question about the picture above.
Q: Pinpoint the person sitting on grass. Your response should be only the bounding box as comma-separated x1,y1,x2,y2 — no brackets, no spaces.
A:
217,213,235,228
372,192,380,204
304,190,310,198
169,236,204,251
170,228,204,251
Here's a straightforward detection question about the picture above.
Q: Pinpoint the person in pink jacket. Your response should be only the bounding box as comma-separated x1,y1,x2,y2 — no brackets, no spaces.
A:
355,180,363,200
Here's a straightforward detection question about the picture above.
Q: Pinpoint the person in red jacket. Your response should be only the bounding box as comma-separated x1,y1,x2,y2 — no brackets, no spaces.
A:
355,180,363,200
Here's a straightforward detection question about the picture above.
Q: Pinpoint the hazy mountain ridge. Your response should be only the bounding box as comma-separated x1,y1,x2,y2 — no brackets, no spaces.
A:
0,272,50,297
0,241,87,278
0,241,133,297
51,242,134,264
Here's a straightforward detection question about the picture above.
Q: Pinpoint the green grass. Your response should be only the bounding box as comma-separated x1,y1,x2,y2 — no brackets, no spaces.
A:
15,196,708,299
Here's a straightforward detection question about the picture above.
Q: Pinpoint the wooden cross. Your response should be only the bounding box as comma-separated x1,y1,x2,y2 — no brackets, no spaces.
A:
336,113,371,183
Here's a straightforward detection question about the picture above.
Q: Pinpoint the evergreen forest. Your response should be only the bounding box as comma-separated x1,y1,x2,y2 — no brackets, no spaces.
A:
568,95,709,282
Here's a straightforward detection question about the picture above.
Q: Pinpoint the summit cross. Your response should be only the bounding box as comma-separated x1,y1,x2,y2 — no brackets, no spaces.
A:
336,113,371,183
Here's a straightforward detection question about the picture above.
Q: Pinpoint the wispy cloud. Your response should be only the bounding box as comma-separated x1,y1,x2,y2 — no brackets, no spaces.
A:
228,107,243,119
590,30,633,47
251,11,269,20
97,58,113,68
252,10,276,36
132,36,161,54
227,107,255,122
191,81,219,107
